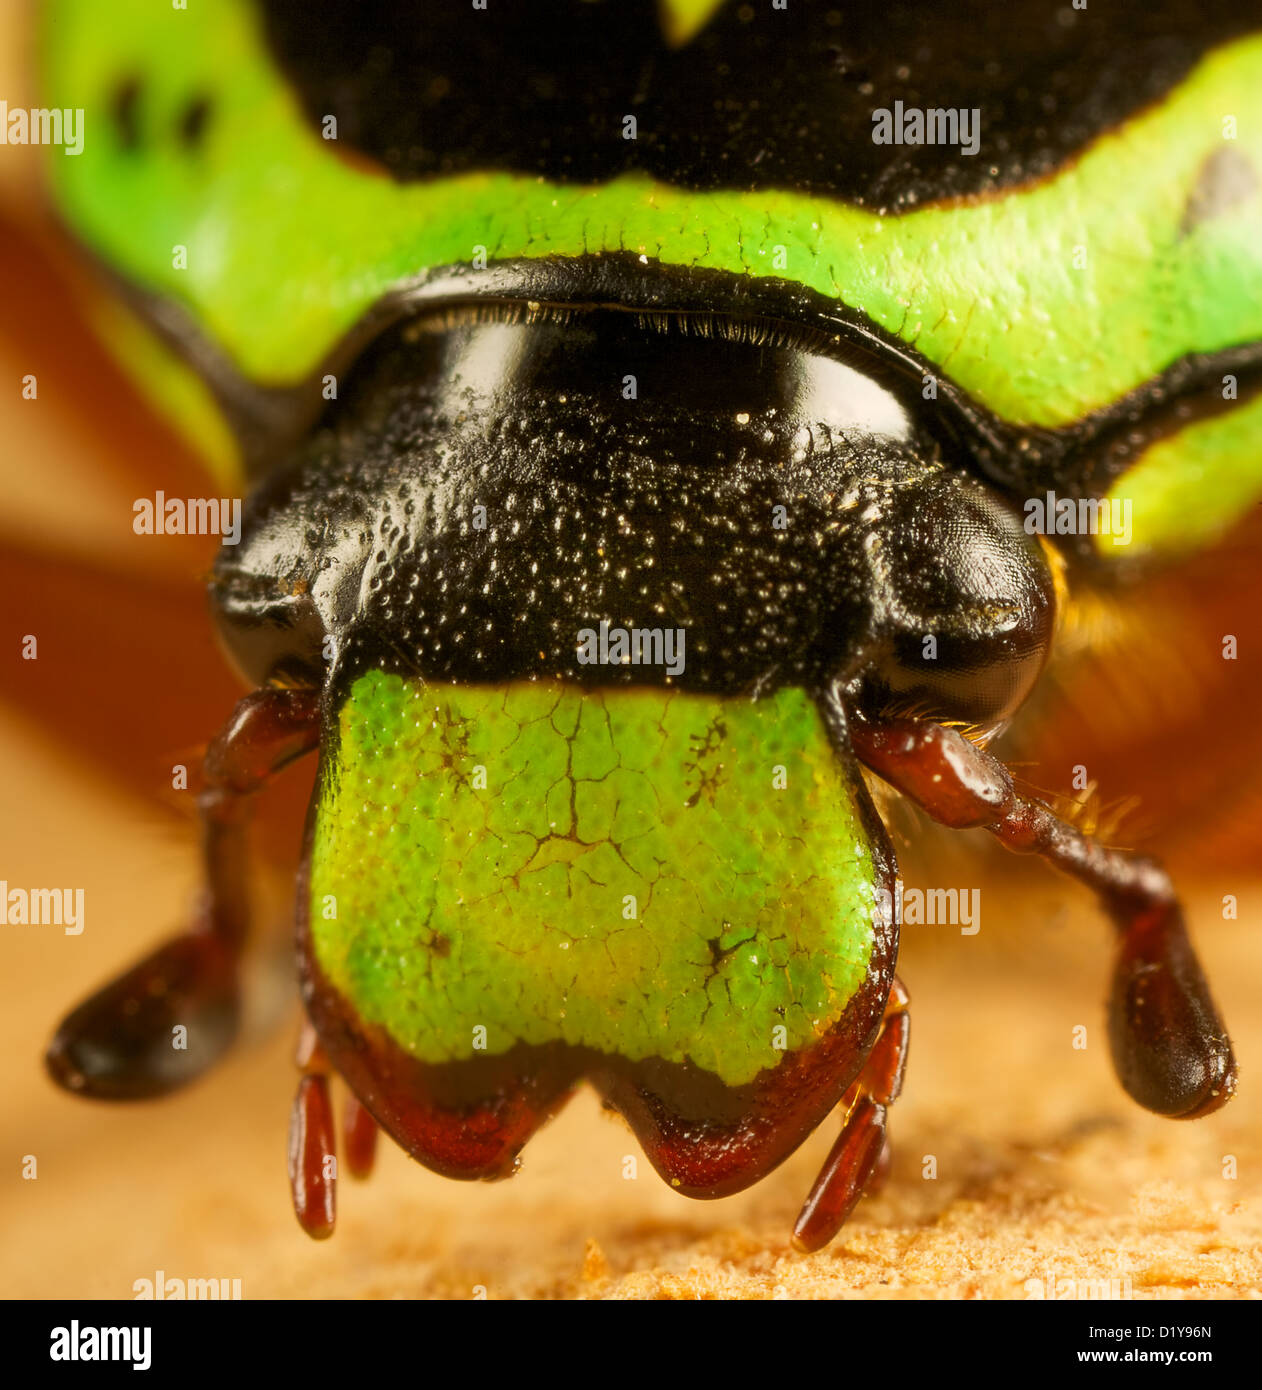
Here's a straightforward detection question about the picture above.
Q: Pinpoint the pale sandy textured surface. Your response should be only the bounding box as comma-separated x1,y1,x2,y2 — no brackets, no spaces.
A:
1,712,1258,1301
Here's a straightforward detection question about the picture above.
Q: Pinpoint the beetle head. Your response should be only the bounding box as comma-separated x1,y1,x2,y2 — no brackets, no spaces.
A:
211,302,1055,731
206,281,1061,1189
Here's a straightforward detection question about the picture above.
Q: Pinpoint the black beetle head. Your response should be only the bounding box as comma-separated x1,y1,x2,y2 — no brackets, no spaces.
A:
211,303,1055,728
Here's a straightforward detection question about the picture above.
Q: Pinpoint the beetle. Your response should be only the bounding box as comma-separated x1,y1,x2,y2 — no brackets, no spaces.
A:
36,0,1260,1250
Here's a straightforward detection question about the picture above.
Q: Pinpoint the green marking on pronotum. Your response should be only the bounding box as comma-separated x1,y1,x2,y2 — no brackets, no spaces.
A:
1103,390,1262,558
308,673,880,1087
44,0,1262,435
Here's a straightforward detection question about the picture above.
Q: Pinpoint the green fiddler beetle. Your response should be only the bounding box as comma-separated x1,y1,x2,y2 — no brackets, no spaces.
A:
40,0,1261,1250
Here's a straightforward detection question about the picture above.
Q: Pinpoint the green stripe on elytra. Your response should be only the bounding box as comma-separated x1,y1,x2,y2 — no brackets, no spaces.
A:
44,0,1262,437
307,673,879,1087
1101,390,1262,557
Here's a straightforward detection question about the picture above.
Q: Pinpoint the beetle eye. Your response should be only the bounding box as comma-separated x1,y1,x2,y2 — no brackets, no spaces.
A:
211,574,327,690
208,462,368,689
848,470,1058,734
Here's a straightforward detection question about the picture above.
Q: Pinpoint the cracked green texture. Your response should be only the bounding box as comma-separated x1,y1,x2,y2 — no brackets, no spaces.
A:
308,673,880,1087
43,0,1262,449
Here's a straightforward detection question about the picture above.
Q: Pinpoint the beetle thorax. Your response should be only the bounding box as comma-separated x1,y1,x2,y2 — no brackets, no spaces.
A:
214,307,1054,722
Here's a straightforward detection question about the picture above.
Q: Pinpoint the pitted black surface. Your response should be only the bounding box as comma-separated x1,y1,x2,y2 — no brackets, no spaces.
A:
213,309,1054,725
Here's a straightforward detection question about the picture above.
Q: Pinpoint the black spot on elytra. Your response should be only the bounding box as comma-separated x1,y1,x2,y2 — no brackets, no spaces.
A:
178,94,214,150
111,76,142,150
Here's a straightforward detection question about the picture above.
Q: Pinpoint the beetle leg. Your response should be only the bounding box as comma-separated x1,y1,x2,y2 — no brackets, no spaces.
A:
290,1019,338,1239
343,1090,379,1180
45,689,321,1099
793,975,909,1252
850,718,1237,1119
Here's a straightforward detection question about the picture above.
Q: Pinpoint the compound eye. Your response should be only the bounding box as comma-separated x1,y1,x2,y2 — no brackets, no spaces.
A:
852,472,1057,733
211,573,328,690
208,471,351,691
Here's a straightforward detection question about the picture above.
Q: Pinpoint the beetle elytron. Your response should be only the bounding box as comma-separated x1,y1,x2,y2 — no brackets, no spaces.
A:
40,0,1261,1250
